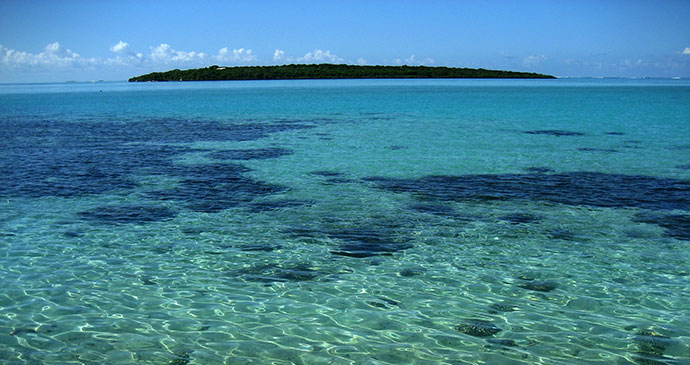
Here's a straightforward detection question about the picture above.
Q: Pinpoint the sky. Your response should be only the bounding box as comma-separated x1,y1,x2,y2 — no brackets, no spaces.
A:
1,0,689,83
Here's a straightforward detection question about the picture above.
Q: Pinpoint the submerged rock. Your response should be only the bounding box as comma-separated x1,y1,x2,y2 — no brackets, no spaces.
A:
634,329,673,357
378,297,400,306
489,303,519,312
169,350,192,365
487,338,518,347
63,231,84,238
366,301,388,309
399,267,426,277
455,319,502,337
518,280,558,292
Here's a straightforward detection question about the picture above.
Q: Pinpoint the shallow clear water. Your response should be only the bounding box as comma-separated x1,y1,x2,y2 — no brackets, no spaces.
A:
1,79,689,364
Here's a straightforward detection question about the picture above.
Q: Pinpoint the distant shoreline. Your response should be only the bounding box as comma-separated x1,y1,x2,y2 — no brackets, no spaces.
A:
129,64,555,82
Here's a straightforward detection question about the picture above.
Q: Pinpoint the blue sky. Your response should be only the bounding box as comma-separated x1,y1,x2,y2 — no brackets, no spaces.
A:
1,0,689,82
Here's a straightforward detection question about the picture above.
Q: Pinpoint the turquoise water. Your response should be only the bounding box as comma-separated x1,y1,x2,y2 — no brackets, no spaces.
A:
1,79,689,364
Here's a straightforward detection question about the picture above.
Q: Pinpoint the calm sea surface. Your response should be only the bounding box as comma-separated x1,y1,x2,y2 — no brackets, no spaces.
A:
1,79,689,364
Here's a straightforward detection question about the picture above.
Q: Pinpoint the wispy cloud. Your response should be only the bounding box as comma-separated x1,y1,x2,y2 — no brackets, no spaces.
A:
683,47,690,55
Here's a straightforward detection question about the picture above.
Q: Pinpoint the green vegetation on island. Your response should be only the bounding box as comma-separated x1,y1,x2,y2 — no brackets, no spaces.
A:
128,64,555,82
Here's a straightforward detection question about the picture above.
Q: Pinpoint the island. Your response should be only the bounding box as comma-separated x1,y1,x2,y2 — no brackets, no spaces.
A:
128,64,555,82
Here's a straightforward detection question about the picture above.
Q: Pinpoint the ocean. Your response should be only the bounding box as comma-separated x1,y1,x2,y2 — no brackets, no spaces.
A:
1,78,689,364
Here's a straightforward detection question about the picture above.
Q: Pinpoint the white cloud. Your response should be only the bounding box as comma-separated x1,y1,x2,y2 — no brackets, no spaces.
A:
0,42,95,68
356,58,367,65
150,43,206,64
394,55,435,66
683,47,690,55
110,41,130,54
273,49,286,62
298,49,343,63
215,47,256,63
523,54,547,66
105,41,144,66
622,58,644,67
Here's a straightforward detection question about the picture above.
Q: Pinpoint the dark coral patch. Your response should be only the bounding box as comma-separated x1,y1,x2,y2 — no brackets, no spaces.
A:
247,199,314,213
605,132,625,136
321,178,359,185
524,130,585,137
149,163,287,213
310,170,344,177
676,164,690,170
0,117,312,199
499,213,540,224
577,147,618,153
310,170,359,184
235,263,321,283
285,223,414,258
524,167,553,173
518,280,558,292
328,228,413,258
78,204,177,224
408,203,458,218
239,243,282,252
209,148,293,160
363,172,690,211
548,229,577,241
633,213,690,241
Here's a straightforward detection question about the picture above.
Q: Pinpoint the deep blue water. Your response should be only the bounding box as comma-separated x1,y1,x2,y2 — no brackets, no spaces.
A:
1,79,689,364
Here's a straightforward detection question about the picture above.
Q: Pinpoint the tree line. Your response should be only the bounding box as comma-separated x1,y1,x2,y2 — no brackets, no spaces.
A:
129,64,555,82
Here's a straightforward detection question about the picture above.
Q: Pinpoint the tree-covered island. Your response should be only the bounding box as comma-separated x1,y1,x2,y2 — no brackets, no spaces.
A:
129,64,555,82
